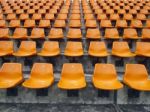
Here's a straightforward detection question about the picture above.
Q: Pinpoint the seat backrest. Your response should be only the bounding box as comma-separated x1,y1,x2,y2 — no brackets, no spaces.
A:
42,41,59,51
0,63,22,79
19,41,36,51
124,64,148,81
61,63,84,79
0,41,13,52
30,63,53,79
93,64,117,80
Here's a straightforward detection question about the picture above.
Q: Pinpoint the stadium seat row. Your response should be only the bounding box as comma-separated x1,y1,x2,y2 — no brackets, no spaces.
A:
0,62,150,91
0,41,150,57
1,28,150,39
1,19,150,28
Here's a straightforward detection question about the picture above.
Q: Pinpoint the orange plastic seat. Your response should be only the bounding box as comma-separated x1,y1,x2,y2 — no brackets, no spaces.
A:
58,63,86,89
29,28,45,39
97,14,108,21
67,28,82,39
4,9,13,14
106,9,114,14
32,13,42,20
38,20,50,28
130,20,143,28
118,9,126,14
129,9,137,15
69,20,81,28
123,14,133,20
92,64,123,90
38,41,60,56
0,20,6,28
64,41,83,57
27,9,35,14
24,20,36,28
38,9,46,14
54,20,66,28
0,28,9,38
0,14,4,20
6,14,16,20
19,14,29,20
123,64,150,91
84,14,95,20
71,9,80,14
22,63,54,89
100,20,112,28
145,20,150,28
9,20,20,27
86,28,101,39
13,41,36,57
110,14,120,20
0,41,13,56
12,28,27,39
48,28,64,39
0,63,23,88
44,14,55,20
135,42,150,57
104,28,120,39
116,20,128,28
112,41,135,57
85,20,97,28
70,14,81,20
88,41,108,57
57,14,67,20
16,9,24,14
123,28,138,39
136,14,146,20
141,29,150,39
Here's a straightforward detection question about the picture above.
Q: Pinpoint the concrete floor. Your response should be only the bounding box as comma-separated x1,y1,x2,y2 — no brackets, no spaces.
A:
0,104,150,112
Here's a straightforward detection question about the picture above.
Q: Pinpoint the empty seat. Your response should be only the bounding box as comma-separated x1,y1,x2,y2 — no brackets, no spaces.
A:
69,20,81,28
44,14,55,20
141,29,150,39
123,64,150,91
104,28,120,39
123,14,133,20
32,13,42,20
0,28,9,38
38,20,50,28
85,20,97,28
130,20,143,28
57,14,67,20
0,14,4,20
24,20,36,28
70,14,81,20
136,14,146,20
86,28,101,39
123,28,138,39
0,41,13,56
6,14,16,20
112,41,135,57
29,28,45,39
27,9,35,14
65,41,83,57
54,20,66,28
67,28,82,39
48,28,64,39
97,14,108,20
116,20,128,28
13,41,36,57
71,9,80,14
19,13,29,20
92,64,123,90
9,20,21,27
16,9,24,14
38,41,60,56
22,63,54,89
0,20,6,28
145,20,150,28
0,63,23,88
84,14,95,20
110,14,120,20
100,20,112,28
135,42,150,57
58,63,86,89
12,28,27,39
88,41,108,57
